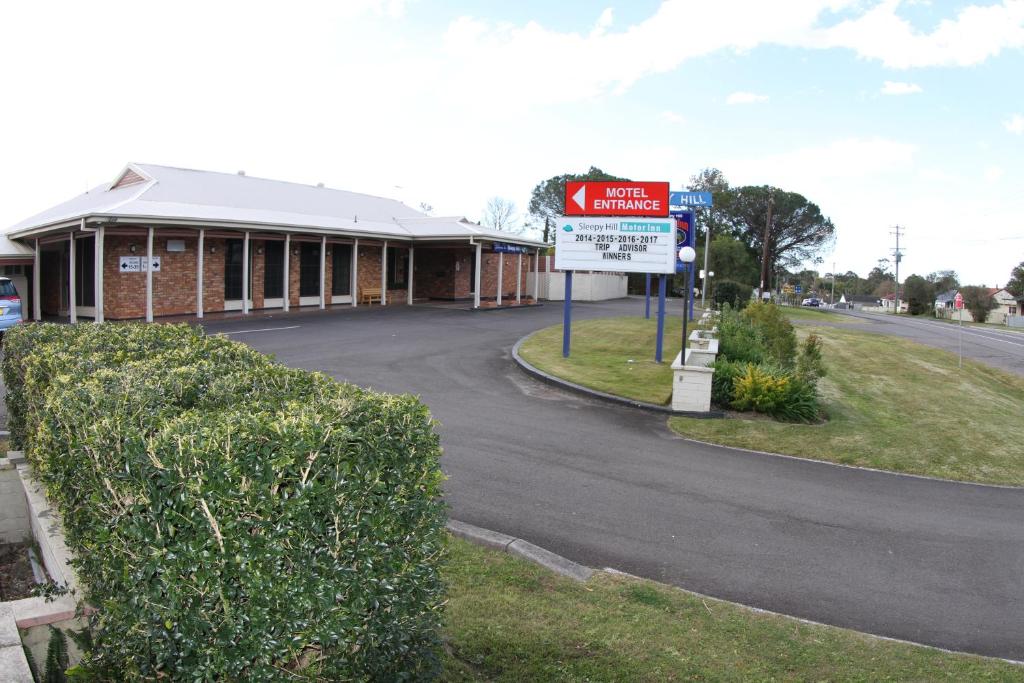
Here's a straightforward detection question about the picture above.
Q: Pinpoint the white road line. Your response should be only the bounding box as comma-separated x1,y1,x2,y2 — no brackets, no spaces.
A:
848,313,1024,349
219,325,301,335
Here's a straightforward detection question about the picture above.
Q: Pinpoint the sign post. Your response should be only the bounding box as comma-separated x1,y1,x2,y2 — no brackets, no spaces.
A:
955,291,964,368
558,182,673,359
656,275,667,362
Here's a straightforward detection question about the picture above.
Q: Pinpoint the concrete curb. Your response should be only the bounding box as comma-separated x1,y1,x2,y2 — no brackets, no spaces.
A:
511,330,723,418
447,519,594,582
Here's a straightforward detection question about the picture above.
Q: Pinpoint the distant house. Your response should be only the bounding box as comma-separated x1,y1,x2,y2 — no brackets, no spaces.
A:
988,288,1019,325
934,289,961,320
844,294,880,310
880,293,908,313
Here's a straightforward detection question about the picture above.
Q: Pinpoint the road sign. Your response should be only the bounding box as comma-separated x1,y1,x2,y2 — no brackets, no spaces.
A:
669,191,713,208
564,181,669,217
954,292,964,310
119,256,141,273
795,285,802,293
555,216,677,274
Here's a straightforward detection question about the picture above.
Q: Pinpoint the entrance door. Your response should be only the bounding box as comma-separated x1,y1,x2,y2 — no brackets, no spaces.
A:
331,244,352,303
263,241,284,306
223,239,251,309
299,242,321,305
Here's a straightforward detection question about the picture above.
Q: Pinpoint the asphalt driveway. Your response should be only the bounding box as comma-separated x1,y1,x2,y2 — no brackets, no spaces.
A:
196,300,1021,659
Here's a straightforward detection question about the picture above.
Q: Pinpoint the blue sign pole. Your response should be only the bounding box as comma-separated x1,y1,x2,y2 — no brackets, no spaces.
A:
562,271,573,358
644,273,651,319
655,275,667,362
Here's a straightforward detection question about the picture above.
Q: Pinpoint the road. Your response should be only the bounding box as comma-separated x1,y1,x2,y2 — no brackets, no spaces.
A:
197,301,1021,660
827,308,1024,376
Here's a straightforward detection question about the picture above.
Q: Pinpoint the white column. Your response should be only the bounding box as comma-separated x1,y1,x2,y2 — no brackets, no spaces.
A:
32,239,41,321
351,238,358,307
516,252,522,304
145,227,154,322
242,231,250,314
68,232,77,323
473,242,482,309
197,229,205,318
94,226,104,322
319,235,327,309
407,246,414,305
381,240,388,306
534,250,540,301
496,251,503,307
282,234,290,312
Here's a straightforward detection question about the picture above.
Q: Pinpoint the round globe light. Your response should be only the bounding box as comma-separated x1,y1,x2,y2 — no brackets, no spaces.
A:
678,246,697,264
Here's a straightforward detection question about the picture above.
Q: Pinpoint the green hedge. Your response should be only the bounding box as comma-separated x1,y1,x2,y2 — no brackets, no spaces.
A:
2,323,447,681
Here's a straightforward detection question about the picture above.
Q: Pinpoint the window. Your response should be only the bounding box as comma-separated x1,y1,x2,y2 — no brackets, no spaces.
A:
387,248,408,290
263,241,284,299
1011,306,1018,316
299,243,321,297
75,236,95,307
224,239,244,300
332,244,351,296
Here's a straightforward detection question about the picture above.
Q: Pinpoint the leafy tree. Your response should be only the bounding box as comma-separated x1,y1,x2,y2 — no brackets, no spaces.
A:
527,167,630,235
867,264,892,295
960,285,997,323
926,269,959,295
707,235,759,287
1007,261,1024,298
715,186,836,290
482,196,518,231
901,274,935,315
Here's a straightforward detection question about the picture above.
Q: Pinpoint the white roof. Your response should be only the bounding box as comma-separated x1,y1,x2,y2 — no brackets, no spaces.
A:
6,163,543,247
0,232,33,259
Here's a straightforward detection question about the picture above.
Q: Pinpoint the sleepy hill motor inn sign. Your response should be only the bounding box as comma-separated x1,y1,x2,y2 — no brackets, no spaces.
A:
554,217,677,274
564,181,670,217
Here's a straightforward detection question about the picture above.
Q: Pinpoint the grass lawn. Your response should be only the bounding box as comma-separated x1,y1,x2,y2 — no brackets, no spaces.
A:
442,537,1022,681
520,316,1024,485
518,317,682,405
671,323,1024,485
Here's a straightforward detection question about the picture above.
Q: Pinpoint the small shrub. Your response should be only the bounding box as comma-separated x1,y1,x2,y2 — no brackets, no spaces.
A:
730,363,820,423
796,333,826,383
742,302,797,367
710,358,744,407
717,306,766,365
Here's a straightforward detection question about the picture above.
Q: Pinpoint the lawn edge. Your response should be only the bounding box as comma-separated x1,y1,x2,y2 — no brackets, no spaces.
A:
512,329,724,418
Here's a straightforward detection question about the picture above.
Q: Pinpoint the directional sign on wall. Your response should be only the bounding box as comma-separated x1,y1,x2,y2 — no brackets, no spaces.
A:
564,181,670,217
119,256,141,273
554,216,677,274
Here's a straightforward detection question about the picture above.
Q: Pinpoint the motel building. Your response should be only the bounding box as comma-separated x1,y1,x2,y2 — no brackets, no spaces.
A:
0,164,547,322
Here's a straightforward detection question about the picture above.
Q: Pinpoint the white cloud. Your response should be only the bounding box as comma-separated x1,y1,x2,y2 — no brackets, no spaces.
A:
881,80,922,95
661,111,686,124
984,166,1005,183
1005,114,1024,134
726,91,770,105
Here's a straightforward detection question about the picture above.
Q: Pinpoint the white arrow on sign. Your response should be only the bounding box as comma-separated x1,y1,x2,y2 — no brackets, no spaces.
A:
571,184,586,211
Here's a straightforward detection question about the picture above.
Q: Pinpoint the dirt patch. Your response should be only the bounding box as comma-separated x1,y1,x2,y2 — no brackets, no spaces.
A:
0,542,39,600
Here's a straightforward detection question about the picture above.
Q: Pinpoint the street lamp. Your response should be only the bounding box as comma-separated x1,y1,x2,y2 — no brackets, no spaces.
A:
678,246,697,364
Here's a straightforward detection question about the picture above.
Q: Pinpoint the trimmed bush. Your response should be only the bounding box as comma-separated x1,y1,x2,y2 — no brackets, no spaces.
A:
711,280,749,311
2,323,447,681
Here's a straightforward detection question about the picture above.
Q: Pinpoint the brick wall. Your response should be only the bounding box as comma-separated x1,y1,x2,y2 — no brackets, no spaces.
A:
480,251,532,302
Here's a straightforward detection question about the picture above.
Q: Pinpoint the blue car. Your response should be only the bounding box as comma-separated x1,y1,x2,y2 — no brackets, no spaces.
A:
0,277,23,336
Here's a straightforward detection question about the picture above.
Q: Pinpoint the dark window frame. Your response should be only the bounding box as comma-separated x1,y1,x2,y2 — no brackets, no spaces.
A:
387,248,409,290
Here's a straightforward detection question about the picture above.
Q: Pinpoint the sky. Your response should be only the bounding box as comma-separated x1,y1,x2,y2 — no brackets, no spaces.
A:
1,0,1022,286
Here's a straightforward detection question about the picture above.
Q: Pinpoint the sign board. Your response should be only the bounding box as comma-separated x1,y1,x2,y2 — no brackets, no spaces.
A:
119,256,160,273
954,292,964,310
493,242,528,254
671,210,695,274
119,256,141,273
669,191,713,208
564,181,669,217
795,285,802,293
554,216,677,274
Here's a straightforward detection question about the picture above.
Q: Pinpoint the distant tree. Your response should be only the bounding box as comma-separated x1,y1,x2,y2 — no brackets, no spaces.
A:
926,269,959,294
715,186,836,291
527,167,630,227
874,279,895,298
1006,261,1024,298
902,274,935,315
866,263,892,294
482,197,518,232
960,285,998,323
708,235,759,287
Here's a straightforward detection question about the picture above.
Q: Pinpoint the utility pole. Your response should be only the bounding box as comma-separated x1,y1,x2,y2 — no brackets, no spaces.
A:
759,189,773,300
830,261,836,306
700,207,711,309
890,225,905,314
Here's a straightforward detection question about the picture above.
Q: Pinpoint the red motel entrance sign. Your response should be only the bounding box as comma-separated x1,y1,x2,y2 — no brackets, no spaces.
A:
564,181,670,217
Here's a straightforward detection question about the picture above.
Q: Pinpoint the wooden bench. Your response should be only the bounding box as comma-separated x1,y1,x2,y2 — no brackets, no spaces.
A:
360,287,382,305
